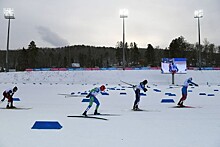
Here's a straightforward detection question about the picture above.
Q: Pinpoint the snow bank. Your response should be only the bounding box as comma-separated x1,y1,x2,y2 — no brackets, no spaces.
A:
0,70,219,85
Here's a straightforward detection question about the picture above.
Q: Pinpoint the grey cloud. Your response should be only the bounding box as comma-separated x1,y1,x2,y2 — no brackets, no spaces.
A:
37,26,69,47
1,0,220,49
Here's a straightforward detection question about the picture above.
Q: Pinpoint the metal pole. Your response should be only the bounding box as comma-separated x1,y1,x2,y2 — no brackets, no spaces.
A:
198,17,201,70
122,17,125,70
6,18,11,72
172,72,174,85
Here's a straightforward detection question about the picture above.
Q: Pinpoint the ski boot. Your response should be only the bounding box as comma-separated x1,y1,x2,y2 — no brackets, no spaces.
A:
6,105,10,109
135,105,142,111
133,104,137,111
82,111,87,116
133,105,143,111
133,105,141,111
10,105,16,109
136,107,142,111
177,101,184,107
94,110,100,115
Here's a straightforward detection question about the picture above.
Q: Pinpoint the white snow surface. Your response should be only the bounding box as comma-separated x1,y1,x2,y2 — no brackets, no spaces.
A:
0,70,220,147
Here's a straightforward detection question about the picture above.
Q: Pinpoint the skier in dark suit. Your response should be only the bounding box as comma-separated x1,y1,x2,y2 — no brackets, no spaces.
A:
133,80,148,111
1,86,18,108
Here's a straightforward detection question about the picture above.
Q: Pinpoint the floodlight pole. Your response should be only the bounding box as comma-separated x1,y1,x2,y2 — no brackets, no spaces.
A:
122,17,125,70
172,72,175,85
6,18,11,72
194,10,203,70
4,8,15,72
197,17,201,70
120,9,128,70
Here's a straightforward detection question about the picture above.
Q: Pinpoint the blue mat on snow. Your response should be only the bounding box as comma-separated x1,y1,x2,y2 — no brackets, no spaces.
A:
101,92,109,95
81,92,88,95
199,93,206,95
165,93,176,96
165,93,171,95
169,94,176,96
13,98,20,101
31,121,62,130
207,94,215,96
120,92,127,95
161,99,175,103
140,93,146,96
82,99,90,102
153,89,161,92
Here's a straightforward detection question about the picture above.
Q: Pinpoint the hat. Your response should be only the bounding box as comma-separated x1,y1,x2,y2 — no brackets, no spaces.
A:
143,80,148,85
13,86,18,92
100,85,106,91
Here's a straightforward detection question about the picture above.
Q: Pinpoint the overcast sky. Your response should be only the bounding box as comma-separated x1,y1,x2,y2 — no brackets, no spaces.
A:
0,0,220,50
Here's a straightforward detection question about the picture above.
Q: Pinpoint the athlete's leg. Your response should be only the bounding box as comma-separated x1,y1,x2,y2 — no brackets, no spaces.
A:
4,93,11,108
8,96,15,108
133,89,140,110
83,96,94,116
94,97,100,115
93,97,100,110
178,87,187,106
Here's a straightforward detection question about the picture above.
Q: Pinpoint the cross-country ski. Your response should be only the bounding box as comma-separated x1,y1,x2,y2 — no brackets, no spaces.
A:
58,93,86,98
0,107,32,110
67,115,108,121
171,105,202,108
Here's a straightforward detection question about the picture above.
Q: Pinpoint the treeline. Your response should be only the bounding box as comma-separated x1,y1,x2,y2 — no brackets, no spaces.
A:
0,36,220,71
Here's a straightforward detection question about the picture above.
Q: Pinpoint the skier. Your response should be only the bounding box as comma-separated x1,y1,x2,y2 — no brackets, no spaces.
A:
1,86,18,108
82,85,106,116
133,80,148,111
177,77,198,107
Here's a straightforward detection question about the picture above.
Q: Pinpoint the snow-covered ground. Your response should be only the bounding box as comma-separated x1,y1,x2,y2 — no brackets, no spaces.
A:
0,70,220,147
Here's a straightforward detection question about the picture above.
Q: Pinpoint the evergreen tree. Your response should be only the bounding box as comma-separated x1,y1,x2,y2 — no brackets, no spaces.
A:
169,36,189,58
28,41,38,68
145,44,155,66
17,48,28,71
116,41,123,66
130,42,140,66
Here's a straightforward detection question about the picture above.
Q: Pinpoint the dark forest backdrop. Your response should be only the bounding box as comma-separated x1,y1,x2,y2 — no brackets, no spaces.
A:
0,36,220,71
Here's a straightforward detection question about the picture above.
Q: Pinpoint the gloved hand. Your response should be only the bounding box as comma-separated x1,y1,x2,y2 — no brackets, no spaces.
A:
144,88,147,92
1,98,5,102
86,93,91,98
194,84,199,87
